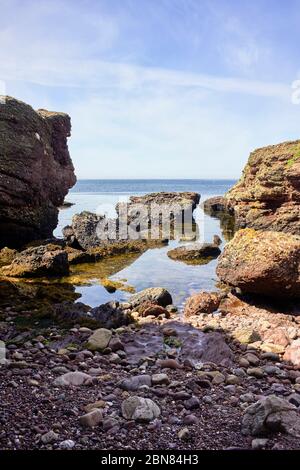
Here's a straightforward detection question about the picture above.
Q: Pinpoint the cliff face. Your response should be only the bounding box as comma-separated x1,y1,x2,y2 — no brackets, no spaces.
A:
225,140,300,234
0,97,76,247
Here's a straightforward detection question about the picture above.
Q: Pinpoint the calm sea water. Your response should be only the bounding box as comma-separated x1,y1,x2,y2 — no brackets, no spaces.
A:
56,179,236,309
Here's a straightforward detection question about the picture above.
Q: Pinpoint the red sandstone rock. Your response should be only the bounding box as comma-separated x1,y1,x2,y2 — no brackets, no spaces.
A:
225,140,300,234
184,291,223,317
217,229,300,298
0,97,76,248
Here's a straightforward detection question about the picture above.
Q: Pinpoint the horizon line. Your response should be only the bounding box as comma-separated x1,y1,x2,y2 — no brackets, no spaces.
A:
74,177,238,181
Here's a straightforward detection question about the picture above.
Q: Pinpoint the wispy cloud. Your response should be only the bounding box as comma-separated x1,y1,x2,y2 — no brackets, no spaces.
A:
0,58,290,100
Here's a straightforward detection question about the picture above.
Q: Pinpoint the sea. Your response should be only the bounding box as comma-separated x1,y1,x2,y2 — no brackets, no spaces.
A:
55,179,236,310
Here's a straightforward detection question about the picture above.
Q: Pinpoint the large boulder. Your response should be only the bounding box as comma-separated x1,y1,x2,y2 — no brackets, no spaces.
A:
0,97,76,248
242,395,300,437
217,229,300,298
0,244,69,277
224,140,300,234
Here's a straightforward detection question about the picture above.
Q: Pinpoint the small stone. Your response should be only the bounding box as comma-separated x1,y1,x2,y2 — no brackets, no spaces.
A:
288,393,300,407
226,374,240,385
224,385,236,393
109,353,121,364
202,395,213,404
169,416,181,425
261,352,280,362
108,336,124,352
247,367,264,378
184,396,200,410
59,439,75,450
152,373,170,386
121,396,160,422
84,400,106,413
263,365,280,376
53,371,92,387
12,351,23,360
211,372,225,385
120,374,152,391
239,358,250,368
79,327,92,333
157,359,182,369
244,353,260,366
52,366,70,374
234,327,261,344
41,430,59,444
178,427,190,440
87,328,112,351
183,414,198,425
103,417,119,431
173,391,191,401
79,409,102,428
240,393,255,403
251,438,269,450
28,379,39,387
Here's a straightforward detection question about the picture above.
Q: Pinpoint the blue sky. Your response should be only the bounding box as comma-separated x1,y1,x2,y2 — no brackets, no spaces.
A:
1,0,300,178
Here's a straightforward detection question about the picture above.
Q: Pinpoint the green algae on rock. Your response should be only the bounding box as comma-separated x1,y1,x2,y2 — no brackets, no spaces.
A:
204,140,300,235
0,244,69,278
217,229,300,298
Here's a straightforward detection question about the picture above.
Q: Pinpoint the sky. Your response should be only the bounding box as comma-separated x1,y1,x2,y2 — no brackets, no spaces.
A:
1,0,300,179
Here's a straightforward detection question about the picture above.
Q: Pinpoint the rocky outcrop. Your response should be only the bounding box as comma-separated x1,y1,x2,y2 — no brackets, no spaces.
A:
0,244,69,278
116,192,200,240
203,197,235,241
216,141,300,234
167,241,221,264
0,97,76,248
126,192,200,210
217,229,300,298
203,196,227,215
